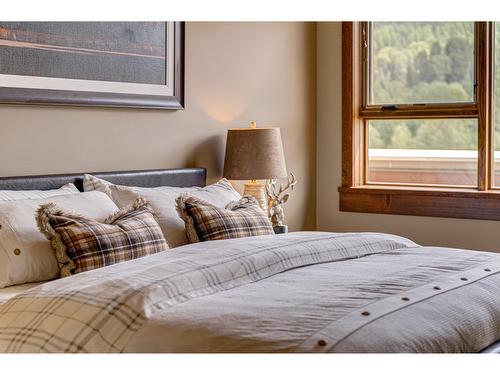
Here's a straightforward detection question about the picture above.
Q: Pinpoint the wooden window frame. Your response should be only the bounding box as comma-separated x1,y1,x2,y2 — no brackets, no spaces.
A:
339,21,500,220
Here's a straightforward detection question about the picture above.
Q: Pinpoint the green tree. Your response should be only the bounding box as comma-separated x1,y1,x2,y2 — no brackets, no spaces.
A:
445,37,471,83
368,125,385,148
389,124,415,149
414,121,476,150
430,42,441,56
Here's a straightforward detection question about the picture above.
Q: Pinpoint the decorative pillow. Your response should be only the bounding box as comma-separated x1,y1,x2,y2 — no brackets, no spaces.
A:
176,195,274,243
0,191,118,287
0,183,79,202
83,174,241,247
37,197,169,277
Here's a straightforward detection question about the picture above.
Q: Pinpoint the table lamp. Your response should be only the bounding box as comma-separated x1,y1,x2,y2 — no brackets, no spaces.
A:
223,122,287,214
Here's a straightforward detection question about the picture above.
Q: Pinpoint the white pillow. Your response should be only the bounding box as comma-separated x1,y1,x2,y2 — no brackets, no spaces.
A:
0,183,79,201
83,175,241,247
0,191,119,287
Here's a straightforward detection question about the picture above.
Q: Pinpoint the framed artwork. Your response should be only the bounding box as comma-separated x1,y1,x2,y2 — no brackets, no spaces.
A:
0,22,184,109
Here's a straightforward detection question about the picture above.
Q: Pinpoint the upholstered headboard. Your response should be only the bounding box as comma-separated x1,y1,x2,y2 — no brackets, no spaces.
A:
0,168,207,192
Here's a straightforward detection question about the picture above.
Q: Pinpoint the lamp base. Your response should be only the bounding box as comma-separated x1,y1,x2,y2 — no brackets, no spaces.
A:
244,180,268,214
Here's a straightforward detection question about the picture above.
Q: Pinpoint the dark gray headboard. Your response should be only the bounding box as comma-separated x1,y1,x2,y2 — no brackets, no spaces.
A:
0,168,206,192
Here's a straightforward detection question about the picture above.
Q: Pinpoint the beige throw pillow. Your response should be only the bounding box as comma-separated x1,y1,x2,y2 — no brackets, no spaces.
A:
0,192,118,287
0,183,79,201
83,175,241,247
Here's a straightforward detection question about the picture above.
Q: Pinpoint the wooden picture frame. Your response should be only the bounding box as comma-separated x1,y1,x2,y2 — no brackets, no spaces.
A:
0,22,184,110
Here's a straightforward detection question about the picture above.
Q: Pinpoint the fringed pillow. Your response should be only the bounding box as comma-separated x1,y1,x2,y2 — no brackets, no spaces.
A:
37,198,169,277
176,195,274,243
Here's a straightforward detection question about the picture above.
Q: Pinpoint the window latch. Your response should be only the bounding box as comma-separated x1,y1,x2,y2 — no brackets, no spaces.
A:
381,105,398,111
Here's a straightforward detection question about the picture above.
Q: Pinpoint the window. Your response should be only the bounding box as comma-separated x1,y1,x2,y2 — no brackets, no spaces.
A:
367,119,478,186
340,22,500,221
369,22,475,105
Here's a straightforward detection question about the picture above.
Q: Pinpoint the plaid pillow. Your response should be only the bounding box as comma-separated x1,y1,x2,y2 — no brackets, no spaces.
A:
176,195,274,243
37,198,169,277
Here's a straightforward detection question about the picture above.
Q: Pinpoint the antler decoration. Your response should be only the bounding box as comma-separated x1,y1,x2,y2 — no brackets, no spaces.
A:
265,173,297,227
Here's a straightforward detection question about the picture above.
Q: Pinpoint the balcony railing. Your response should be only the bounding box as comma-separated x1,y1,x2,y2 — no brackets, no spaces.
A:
367,149,500,186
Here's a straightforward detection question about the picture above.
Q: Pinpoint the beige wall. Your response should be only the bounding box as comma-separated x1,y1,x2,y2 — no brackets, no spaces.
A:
317,22,500,252
0,22,316,231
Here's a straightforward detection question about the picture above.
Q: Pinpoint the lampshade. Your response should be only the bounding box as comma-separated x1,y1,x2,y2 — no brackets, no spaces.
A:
223,126,287,180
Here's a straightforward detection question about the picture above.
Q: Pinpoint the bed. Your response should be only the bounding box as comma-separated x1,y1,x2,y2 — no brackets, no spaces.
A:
0,168,500,353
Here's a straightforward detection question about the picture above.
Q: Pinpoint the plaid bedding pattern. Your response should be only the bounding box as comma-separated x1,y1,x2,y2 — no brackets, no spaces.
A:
176,195,274,242
0,231,418,352
36,197,168,277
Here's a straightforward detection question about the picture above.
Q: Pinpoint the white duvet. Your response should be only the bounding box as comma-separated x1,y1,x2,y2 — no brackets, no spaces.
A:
1,231,500,353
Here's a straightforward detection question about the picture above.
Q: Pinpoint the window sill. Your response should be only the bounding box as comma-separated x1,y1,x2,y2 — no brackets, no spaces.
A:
338,186,500,221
